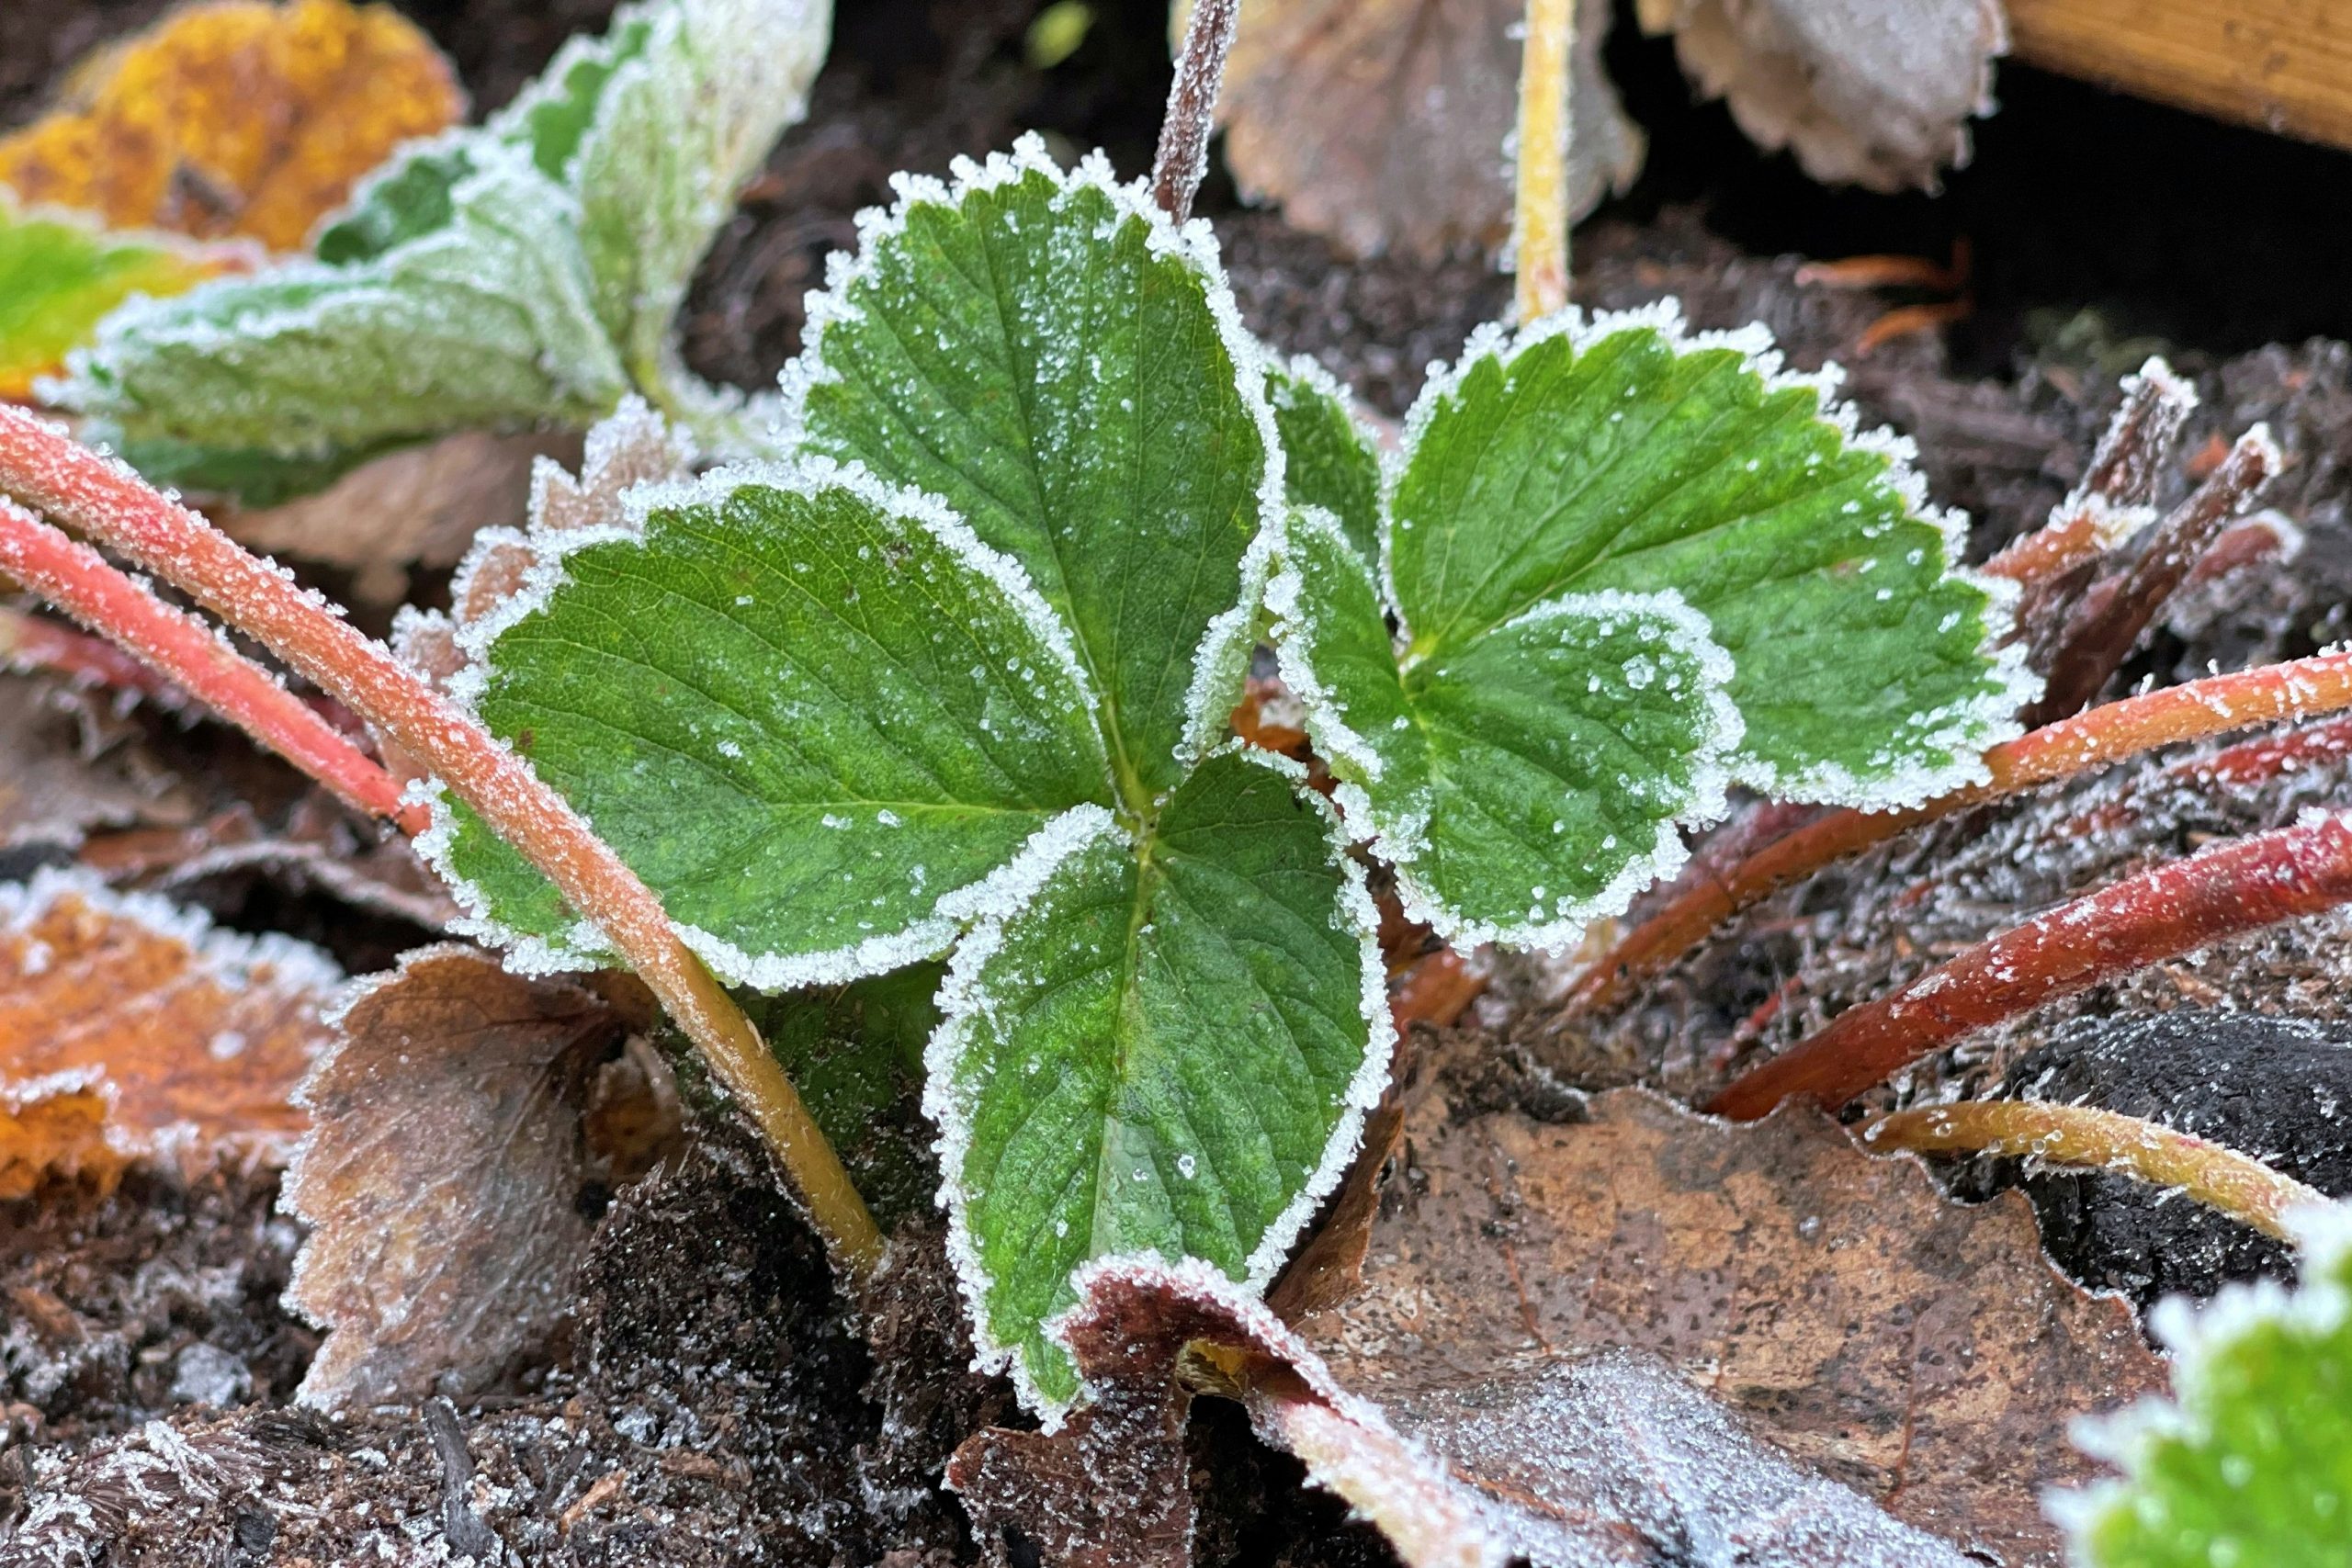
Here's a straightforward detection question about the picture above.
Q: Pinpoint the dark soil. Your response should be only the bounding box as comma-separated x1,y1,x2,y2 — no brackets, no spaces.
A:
9,0,2352,1562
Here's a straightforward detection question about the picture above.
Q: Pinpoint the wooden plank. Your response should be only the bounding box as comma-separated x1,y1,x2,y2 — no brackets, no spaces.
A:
2005,0,2352,152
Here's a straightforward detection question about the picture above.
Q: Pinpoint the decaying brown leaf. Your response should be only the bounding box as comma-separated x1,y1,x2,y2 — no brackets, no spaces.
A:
1306,1087,2167,1564
284,944,633,1408
1203,0,1644,262
0,867,339,1199
0,0,465,252
0,674,192,852
959,1257,1970,1568
1635,0,2004,191
210,427,582,597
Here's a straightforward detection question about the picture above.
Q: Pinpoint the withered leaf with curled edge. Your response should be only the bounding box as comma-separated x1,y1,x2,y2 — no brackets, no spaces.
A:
0,676,189,853
1200,0,1643,262
1305,1087,2170,1565
285,943,628,1409
0,868,339,1198
1635,0,2004,192
955,1257,1971,1568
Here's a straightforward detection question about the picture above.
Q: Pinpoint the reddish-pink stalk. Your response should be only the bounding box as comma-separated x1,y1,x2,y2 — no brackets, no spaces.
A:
0,498,424,833
1982,511,2108,586
1707,811,2352,1119
0,601,372,737
0,410,882,1276
1862,1099,2324,1242
1568,645,2352,1016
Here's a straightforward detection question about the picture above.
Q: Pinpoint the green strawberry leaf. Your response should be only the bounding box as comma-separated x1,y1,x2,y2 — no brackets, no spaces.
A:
928,745,1389,1410
1274,507,1740,946
1385,307,2032,805
783,135,1281,811
62,151,628,477
0,205,229,401
2060,1206,2352,1567
420,457,1114,985
1266,355,1382,565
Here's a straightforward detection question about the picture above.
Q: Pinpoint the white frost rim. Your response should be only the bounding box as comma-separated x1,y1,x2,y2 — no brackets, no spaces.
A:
1383,298,2041,812
2,863,343,1000
923,746,1396,1425
770,130,1290,787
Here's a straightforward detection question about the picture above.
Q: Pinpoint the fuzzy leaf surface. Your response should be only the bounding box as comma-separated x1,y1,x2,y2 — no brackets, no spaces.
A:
1267,360,1381,563
0,207,231,400
931,748,1382,1408
435,468,1112,984
790,145,1272,807
1386,315,2022,801
2067,1212,2352,1568
1279,510,1738,944
63,152,627,492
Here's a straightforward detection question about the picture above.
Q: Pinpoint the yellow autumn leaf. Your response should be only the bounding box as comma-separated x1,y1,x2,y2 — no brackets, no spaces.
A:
0,0,465,253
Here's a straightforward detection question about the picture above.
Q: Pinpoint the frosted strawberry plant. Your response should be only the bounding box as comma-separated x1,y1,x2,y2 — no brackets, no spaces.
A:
46,0,831,504
380,123,2030,1407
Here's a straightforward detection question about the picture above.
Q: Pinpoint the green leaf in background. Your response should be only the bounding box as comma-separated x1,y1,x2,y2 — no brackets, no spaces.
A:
1385,308,2032,804
0,204,229,401
59,0,831,502
784,134,1280,809
1274,507,1739,946
928,747,1385,1408
424,460,1114,984
62,152,628,493
2060,1206,2352,1567
745,963,944,1228
1266,355,1382,565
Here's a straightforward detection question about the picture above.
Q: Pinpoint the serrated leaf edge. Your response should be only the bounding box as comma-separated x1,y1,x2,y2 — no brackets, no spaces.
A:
424,450,1117,987
2047,1200,2352,1555
1385,300,2041,810
771,130,1291,792
924,743,1396,1427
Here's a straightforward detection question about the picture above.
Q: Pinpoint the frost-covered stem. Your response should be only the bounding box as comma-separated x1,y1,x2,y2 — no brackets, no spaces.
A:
2028,427,2278,725
1511,0,1575,321
1983,511,2108,586
1863,1100,2326,1243
1152,0,1239,222
0,498,424,833
0,601,184,704
0,409,884,1279
1568,644,2352,1016
1708,811,2352,1119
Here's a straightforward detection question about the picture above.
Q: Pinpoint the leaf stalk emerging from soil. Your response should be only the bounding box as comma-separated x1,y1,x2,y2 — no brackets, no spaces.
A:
0,496,423,832
0,408,884,1279
1570,643,2352,1017
1511,0,1575,321
1708,810,2352,1119
1863,1099,2326,1244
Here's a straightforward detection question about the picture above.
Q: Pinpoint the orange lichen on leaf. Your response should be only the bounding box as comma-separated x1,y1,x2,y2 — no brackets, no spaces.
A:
0,0,465,252
0,868,340,1198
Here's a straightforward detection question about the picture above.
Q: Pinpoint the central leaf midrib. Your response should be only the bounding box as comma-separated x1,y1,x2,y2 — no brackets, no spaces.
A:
1090,816,1162,1261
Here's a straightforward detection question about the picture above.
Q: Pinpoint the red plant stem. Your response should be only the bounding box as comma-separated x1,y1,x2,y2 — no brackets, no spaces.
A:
0,499,422,832
2028,428,2277,725
0,410,883,1278
1707,811,2352,1119
1151,0,1238,222
1862,1100,2326,1242
0,601,183,703
1982,511,2107,586
1568,645,2352,1016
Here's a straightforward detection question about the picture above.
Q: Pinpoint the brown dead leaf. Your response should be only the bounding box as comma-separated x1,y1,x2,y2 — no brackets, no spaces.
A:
0,0,464,252
0,867,339,1199
285,944,631,1408
210,426,582,595
957,1257,1972,1568
1635,0,2004,192
1203,0,1644,262
0,674,193,852
1305,1087,2168,1564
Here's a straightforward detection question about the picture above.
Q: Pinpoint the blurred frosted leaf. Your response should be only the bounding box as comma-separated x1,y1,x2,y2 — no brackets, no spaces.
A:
287,944,626,1408
1636,0,2004,192
1194,0,1642,262
927,749,1386,1409
0,868,338,1199
2061,1207,2352,1568
0,204,245,401
0,0,464,252
62,150,629,494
